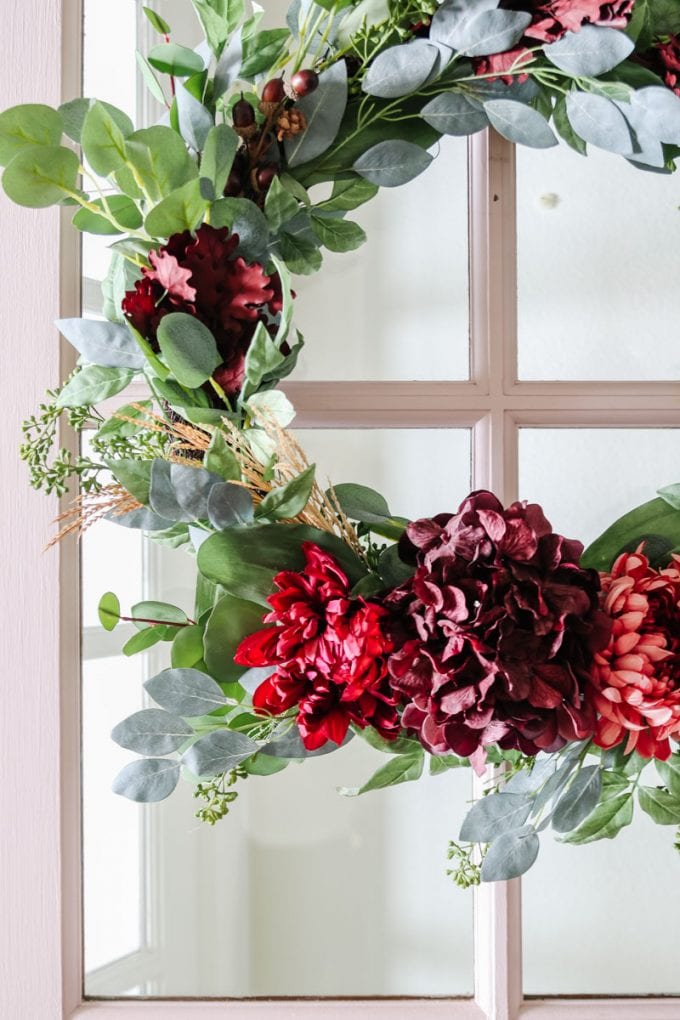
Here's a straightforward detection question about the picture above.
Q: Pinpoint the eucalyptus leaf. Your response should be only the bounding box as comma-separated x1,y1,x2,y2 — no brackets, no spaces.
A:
144,178,208,236
240,28,290,78
211,197,270,261
81,101,133,176
2,145,79,207
59,98,92,142
182,729,258,777
484,99,557,149
429,0,500,49
544,26,634,77
176,83,214,153
107,459,152,503
562,775,634,844
285,61,348,169
72,194,143,235
0,104,63,165
144,667,228,717
214,28,243,97
481,825,540,881
459,791,533,842
420,92,488,136
111,708,193,755
238,665,276,696
156,312,221,386
315,177,378,212
354,138,433,187
112,758,181,802
201,124,239,194
56,317,145,370
170,463,223,519
552,765,602,833
566,92,633,155
207,482,255,529
149,460,193,523
264,174,300,230
56,364,135,408
98,591,121,631
362,41,439,99
204,429,241,481
453,8,531,57
262,728,353,758
124,126,198,202
148,42,205,77
630,86,680,145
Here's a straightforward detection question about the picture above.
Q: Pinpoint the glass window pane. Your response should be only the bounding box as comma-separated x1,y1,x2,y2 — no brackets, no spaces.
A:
519,428,680,994
517,145,680,381
290,142,470,382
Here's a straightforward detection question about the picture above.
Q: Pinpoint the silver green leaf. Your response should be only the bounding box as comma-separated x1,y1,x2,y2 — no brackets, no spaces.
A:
460,791,533,842
481,825,540,881
551,765,602,833
484,99,557,149
56,317,145,370
285,61,348,169
453,8,531,57
182,729,259,777
354,139,433,187
111,708,193,755
362,41,439,99
566,92,633,155
207,482,255,530
420,92,488,136
144,667,228,717
112,758,181,802
544,25,634,77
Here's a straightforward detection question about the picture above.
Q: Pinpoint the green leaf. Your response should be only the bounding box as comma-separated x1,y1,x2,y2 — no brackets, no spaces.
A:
552,95,587,155
122,627,168,656
430,754,468,776
182,729,259,778
460,792,533,842
56,365,135,408
240,28,290,79
148,43,205,77
562,775,634,844
136,52,168,106
193,0,245,56
211,196,270,261
255,464,316,521
285,61,348,169
203,594,265,683
656,754,680,798
311,214,367,252
339,751,424,796
450,9,531,56
638,785,680,825
143,5,171,34
420,92,488,136
582,497,680,572
201,124,239,195
481,826,539,882
59,98,92,142
552,765,602,833
156,312,221,386
277,231,323,275
545,25,634,78
106,459,152,504
98,591,121,631
144,178,207,236
112,758,181,802
378,544,413,585
111,708,192,755
315,177,378,212
2,145,79,207
331,482,391,523
124,125,198,202
356,727,422,756
170,625,206,670
264,174,299,231
81,101,134,175
244,754,289,776
131,600,188,628
72,194,143,235
205,429,241,481
362,40,438,99
197,523,367,605
207,482,255,530
484,99,557,149
56,317,145,370
145,666,228,716
354,138,433,187
0,104,63,166
566,92,632,156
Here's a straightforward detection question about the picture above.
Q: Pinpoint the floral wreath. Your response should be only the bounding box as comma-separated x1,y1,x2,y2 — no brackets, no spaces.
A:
5,0,680,885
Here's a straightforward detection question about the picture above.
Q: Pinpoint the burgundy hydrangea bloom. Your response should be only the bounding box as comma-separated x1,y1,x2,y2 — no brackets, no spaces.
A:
234,542,400,750
384,492,610,772
122,224,280,398
473,0,634,81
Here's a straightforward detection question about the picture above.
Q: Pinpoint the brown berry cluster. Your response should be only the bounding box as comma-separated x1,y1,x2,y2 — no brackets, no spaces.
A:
226,69,319,206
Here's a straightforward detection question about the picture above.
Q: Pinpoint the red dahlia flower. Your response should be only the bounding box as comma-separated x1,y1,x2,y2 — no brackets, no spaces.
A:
234,542,400,750
591,549,680,760
384,492,609,772
122,224,279,398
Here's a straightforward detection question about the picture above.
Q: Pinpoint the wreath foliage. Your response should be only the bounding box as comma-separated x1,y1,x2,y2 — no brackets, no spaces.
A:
5,0,680,883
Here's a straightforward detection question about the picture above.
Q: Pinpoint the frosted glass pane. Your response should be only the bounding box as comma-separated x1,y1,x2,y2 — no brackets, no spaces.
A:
83,656,144,975
290,141,469,382
297,428,472,521
517,145,680,381
520,428,680,995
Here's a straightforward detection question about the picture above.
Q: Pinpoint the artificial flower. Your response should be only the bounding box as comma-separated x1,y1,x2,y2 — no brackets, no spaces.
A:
234,542,400,750
591,548,680,760
653,35,680,96
122,223,278,397
503,0,634,43
384,491,609,771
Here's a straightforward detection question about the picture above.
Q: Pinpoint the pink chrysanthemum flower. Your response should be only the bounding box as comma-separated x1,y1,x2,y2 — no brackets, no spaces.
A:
591,548,680,760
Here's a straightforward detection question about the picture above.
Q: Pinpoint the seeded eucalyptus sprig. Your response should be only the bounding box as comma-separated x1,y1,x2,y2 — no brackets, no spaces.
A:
194,765,249,825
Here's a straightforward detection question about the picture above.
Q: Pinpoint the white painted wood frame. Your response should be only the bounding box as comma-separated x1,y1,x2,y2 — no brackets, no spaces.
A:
2,1,680,1018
